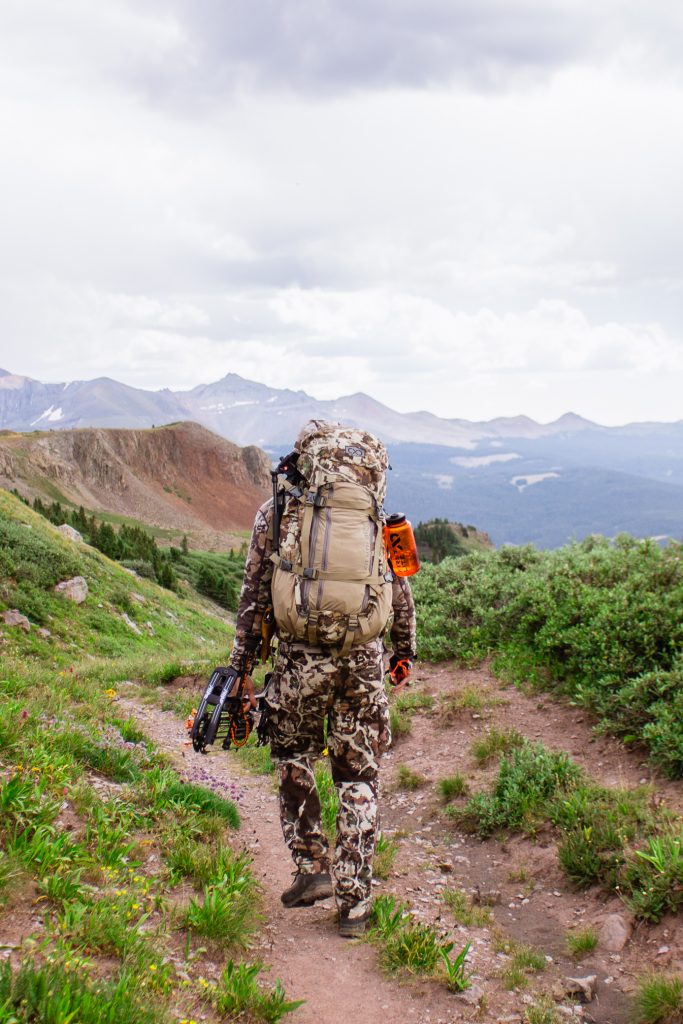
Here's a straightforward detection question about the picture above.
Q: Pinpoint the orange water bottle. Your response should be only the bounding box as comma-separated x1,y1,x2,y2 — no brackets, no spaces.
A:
384,513,421,577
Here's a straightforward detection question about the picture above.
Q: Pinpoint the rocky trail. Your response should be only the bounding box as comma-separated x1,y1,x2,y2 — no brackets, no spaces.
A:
126,661,683,1024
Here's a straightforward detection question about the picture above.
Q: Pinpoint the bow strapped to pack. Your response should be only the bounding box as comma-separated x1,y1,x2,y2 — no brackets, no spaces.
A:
269,421,394,656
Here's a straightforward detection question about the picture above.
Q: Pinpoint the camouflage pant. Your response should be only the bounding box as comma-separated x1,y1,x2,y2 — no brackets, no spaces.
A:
267,638,391,913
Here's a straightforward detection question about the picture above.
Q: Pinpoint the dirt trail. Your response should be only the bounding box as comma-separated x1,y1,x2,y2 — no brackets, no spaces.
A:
125,698,461,1024
126,661,683,1024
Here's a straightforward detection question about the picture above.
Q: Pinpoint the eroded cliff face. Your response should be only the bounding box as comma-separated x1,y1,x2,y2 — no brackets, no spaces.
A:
0,421,271,536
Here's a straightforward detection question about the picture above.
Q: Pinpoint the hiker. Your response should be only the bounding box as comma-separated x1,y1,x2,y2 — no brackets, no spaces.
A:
228,420,416,937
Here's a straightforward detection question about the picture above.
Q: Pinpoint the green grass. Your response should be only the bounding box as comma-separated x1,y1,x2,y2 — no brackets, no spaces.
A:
454,739,683,923
396,764,427,791
523,996,563,1024
204,961,304,1023
457,742,582,836
0,489,300,1020
633,974,683,1024
379,921,447,975
499,941,547,990
0,959,168,1024
438,773,468,802
394,692,435,713
442,888,493,927
314,761,339,844
389,706,412,740
374,834,399,880
183,881,261,950
388,689,434,744
566,927,598,958
471,727,525,766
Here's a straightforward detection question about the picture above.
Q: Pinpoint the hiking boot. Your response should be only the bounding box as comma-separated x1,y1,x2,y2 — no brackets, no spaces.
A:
281,872,333,908
338,906,370,938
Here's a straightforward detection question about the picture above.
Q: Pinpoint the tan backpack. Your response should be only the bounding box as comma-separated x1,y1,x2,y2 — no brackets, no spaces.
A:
270,421,393,655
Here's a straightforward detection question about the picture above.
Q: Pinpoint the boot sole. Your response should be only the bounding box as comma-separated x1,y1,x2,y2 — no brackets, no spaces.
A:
281,884,333,908
339,919,368,938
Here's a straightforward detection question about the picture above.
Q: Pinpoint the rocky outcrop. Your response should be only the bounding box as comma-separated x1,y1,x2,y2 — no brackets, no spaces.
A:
0,421,271,535
54,576,88,604
58,523,83,542
2,609,30,632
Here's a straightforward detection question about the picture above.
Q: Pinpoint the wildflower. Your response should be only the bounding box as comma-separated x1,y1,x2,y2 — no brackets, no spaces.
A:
104,688,117,700
149,964,157,972
132,903,140,910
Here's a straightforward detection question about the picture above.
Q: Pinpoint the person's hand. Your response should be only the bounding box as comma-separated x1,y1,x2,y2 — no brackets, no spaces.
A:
241,674,258,709
388,655,412,693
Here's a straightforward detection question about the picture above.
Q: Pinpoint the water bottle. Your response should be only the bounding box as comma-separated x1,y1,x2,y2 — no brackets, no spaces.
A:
384,513,421,577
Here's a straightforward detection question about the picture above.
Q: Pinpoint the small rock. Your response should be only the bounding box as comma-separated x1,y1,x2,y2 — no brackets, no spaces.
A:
455,983,485,1006
57,524,83,543
121,612,142,635
54,576,88,604
2,609,30,632
37,627,51,638
657,945,670,956
553,976,598,1003
598,913,632,952
474,888,501,906
437,861,453,873
131,592,146,604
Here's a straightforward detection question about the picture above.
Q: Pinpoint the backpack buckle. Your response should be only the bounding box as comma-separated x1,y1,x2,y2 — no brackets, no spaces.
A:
279,558,293,572
305,491,326,507
303,567,319,580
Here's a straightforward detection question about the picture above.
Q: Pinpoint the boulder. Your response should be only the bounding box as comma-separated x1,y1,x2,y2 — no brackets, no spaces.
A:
1,609,30,632
57,524,83,543
598,913,632,952
552,975,598,1003
54,576,88,604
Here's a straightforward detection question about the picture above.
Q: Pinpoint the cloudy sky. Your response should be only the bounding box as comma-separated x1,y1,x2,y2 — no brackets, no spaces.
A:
1,0,682,425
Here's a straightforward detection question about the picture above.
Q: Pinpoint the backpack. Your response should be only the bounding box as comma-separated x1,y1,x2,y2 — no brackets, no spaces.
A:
270,421,393,655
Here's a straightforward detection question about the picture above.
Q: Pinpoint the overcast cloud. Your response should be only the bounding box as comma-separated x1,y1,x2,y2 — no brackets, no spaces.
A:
1,0,682,424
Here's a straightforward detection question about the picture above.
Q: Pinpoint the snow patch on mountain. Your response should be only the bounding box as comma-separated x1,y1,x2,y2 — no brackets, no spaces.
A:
31,405,64,425
511,472,560,492
451,453,521,468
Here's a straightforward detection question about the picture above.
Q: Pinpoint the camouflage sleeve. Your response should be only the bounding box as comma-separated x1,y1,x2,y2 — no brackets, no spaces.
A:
229,499,274,671
389,576,417,660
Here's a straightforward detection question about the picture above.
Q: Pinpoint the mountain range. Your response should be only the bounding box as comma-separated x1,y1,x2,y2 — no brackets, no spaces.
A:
1,367,682,548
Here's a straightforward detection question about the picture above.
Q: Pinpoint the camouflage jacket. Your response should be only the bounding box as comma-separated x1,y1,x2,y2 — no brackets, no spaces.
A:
230,498,417,670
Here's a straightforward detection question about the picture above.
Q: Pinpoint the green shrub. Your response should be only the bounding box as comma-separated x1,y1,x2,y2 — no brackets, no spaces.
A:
458,742,582,836
412,537,683,776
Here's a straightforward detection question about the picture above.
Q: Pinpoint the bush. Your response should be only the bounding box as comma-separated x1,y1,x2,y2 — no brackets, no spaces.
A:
412,537,683,776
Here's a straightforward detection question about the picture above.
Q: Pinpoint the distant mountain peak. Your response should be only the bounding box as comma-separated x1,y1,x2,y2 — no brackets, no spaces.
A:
550,412,596,428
